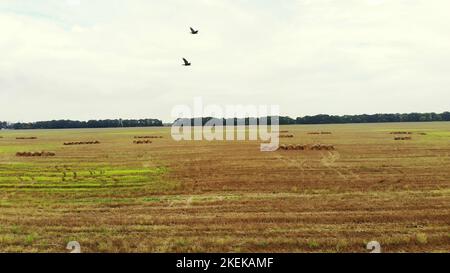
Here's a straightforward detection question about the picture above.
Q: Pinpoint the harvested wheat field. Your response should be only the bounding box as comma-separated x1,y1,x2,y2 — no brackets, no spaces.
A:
0,122,449,253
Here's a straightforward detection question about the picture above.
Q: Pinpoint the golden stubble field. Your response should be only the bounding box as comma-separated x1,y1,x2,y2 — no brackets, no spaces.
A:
0,122,449,252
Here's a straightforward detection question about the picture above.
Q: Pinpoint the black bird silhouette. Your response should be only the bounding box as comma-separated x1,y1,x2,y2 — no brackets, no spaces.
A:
182,58,191,66
190,27,199,34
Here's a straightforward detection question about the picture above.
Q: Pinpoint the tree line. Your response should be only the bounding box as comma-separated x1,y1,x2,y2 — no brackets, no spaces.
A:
0,119,163,130
0,112,448,129
295,112,450,124
175,112,450,126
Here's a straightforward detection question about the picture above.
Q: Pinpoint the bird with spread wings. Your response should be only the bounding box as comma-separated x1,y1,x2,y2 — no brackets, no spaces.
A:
182,58,191,66
190,27,199,34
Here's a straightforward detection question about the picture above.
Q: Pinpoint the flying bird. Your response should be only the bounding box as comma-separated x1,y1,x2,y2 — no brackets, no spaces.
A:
182,58,191,66
190,27,199,34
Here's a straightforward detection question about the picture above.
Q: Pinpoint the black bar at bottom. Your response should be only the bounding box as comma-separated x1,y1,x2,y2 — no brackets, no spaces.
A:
0,253,444,272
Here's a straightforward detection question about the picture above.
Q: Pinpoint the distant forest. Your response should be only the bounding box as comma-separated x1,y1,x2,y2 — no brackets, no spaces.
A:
0,119,163,130
176,112,450,126
0,112,449,129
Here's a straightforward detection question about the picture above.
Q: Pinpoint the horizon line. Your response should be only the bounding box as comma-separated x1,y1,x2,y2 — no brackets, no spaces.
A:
2,110,449,125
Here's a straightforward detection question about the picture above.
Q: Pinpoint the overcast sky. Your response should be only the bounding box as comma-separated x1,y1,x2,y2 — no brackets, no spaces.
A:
1,0,449,122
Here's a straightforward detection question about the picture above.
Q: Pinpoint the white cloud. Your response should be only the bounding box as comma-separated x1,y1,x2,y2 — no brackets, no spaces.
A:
0,0,449,122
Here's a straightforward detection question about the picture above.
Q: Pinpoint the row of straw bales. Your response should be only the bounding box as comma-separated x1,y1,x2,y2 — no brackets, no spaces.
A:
16,151,56,157
134,136,163,139
394,137,412,140
279,144,335,151
16,137,37,140
133,140,152,144
64,141,100,145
